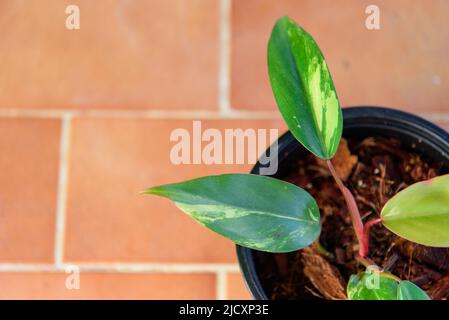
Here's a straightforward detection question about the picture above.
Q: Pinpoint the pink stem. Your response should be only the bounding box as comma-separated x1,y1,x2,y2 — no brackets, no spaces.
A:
362,218,382,257
326,160,366,257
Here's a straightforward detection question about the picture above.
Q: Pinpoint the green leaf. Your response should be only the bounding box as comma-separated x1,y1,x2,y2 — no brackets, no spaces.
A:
347,270,398,300
143,174,321,253
268,16,342,160
397,281,430,300
381,174,449,247
347,271,431,300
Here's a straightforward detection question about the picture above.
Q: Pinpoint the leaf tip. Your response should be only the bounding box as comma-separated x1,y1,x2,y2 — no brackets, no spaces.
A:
276,15,292,23
140,186,163,196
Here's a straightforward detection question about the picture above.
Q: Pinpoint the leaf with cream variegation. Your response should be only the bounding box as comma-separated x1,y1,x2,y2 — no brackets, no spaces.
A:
143,174,321,253
268,16,342,160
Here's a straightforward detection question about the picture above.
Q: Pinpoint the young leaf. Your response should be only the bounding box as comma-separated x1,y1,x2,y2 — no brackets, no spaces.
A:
268,16,342,160
381,174,449,247
348,271,431,300
347,271,398,300
143,174,320,253
397,281,430,300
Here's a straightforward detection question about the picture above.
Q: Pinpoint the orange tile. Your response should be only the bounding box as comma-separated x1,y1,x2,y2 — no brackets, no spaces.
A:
231,0,449,113
0,272,215,299
0,118,60,262
0,0,219,109
226,273,252,300
65,118,285,263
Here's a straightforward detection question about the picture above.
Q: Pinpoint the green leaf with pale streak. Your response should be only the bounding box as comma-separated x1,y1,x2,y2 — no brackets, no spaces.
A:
347,271,398,300
143,174,320,253
268,16,342,160
397,281,430,300
348,271,431,300
381,174,449,247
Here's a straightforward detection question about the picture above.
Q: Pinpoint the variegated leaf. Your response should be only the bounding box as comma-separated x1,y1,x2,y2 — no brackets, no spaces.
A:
143,174,320,253
268,16,342,160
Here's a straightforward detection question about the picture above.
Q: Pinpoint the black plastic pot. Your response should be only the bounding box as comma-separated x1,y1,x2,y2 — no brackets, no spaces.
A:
236,106,449,300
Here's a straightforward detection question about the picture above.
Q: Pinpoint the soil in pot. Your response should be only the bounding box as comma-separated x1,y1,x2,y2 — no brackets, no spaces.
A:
253,136,449,300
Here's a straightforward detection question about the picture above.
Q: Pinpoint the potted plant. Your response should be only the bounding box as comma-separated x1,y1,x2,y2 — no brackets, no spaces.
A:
144,17,449,300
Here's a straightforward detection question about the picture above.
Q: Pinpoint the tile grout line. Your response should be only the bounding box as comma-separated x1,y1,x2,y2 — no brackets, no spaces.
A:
0,108,449,122
0,109,68,119
0,263,240,273
0,108,281,119
54,113,72,268
73,263,240,274
0,264,58,272
216,271,227,300
219,0,232,115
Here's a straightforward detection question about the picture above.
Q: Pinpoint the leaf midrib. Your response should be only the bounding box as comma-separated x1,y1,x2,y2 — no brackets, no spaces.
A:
282,23,327,158
383,210,449,222
163,190,316,225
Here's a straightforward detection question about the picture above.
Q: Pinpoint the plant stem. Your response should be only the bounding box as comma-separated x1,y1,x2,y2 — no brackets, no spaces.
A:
356,255,376,268
362,218,382,258
314,240,334,259
380,272,401,282
326,160,366,257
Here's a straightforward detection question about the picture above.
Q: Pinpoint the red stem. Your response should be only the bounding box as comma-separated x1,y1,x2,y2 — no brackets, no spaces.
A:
326,160,366,257
362,218,382,257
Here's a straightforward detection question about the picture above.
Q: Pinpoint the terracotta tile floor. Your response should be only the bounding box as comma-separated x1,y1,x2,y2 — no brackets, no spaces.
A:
0,0,447,299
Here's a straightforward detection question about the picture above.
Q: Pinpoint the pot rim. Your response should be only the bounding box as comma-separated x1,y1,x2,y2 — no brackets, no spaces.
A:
236,105,449,300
